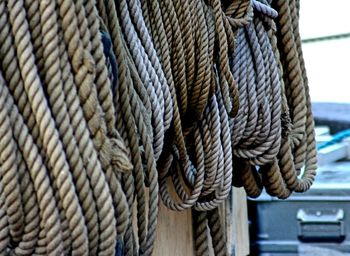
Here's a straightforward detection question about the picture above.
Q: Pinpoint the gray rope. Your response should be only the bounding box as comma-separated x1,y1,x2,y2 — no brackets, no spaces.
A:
0,0,317,255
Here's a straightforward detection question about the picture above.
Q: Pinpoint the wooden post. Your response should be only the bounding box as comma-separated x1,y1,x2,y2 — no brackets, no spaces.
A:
153,204,194,255
152,188,250,256
232,187,250,256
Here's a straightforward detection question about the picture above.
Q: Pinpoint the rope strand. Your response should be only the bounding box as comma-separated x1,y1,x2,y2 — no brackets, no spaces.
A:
0,0,317,255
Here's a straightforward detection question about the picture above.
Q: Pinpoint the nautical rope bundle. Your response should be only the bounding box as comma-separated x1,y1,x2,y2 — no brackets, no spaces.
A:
231,0,317,200
0,0,316,255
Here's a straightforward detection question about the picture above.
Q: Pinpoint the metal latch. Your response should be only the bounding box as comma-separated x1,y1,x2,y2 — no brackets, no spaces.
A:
297,208,345,242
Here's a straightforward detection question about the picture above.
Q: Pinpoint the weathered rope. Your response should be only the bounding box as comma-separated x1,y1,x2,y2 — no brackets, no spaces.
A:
0,0,131,254
0,0,316,255
229,0,317,200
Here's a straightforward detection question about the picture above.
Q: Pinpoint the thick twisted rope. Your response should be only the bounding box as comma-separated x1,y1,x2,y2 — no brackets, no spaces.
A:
7,0,90,255
0,0,132,254
0,70,64,255
228,0,317,200
0,0,317,255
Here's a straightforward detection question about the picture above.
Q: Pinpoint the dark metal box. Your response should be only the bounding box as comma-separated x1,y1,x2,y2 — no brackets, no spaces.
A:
248,162,350,255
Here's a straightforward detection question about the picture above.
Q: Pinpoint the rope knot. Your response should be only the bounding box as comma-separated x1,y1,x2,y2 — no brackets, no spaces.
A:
98,134,132,173
72,50,96,76
225,0,254,29
281,112,292,138
82,52,95,75
109,136,133,173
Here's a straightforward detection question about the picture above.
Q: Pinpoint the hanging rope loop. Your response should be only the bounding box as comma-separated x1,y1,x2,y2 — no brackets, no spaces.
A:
0,0,316,255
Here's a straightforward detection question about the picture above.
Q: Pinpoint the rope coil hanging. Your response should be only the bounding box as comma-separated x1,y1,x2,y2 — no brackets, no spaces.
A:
230,0,317,199
0,0,316,255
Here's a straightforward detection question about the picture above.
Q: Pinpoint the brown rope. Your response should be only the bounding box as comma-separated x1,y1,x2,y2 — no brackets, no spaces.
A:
0,0,317,255
230,0,317,200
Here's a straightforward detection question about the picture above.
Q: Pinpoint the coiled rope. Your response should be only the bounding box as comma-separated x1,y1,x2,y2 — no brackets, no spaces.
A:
0,0,316,255
230,0,317,200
